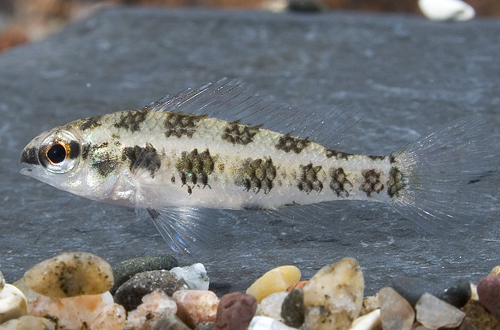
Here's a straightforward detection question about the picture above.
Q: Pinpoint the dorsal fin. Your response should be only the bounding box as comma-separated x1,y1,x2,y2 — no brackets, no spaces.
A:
143,78,359,150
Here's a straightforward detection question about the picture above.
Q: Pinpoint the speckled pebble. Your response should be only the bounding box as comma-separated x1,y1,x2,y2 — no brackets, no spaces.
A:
415,292,465,329
303,258,364,330
172,289,219,328
114,270,187,311
458,300,500,330
23,252,113,298
378,287,414,330
0,284,27,324
213,292,257,330
0,315,55,330
150,310,191,330
170,263,209,290
477,274,500,317
126,290,178,329
31,292,117,330
281,287,304,328
259,291,288,321
246,266,301,303
111,255,178,294
350,309,381,330
248,316,297,330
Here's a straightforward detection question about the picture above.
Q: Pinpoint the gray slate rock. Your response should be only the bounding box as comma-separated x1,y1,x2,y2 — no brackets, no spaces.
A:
114,270,188,311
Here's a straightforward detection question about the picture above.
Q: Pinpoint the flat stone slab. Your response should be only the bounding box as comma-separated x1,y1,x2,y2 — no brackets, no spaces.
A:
0,8,499,295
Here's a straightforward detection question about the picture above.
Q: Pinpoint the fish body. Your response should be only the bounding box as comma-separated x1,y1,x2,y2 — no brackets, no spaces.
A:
20,79,497,252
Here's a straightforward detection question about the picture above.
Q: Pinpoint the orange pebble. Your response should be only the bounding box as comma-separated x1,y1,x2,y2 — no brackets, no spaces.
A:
287,280,308,291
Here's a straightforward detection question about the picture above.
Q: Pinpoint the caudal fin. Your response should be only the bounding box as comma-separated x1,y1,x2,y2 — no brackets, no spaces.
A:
388,116,499,235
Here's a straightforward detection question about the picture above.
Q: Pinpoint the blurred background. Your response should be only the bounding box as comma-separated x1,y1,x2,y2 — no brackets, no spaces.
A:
0,0,499,53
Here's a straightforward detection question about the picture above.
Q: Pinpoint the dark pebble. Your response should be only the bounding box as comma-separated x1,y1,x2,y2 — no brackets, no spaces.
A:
151,310,190,330
477,274,500,318
213,292,257,330
288,0,327,13
392,277,471,308
195,322,214,330
111,254,178,294
114,270,187,311
281,287,305,328
458,300,500,330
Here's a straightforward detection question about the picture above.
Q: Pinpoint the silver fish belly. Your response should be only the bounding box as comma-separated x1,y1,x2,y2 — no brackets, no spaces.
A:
20,79,497,252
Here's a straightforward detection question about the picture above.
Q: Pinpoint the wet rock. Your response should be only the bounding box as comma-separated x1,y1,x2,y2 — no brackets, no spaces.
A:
114,270,187,311
246,265,301,303
151,310,191,330
172,290,219,328
0,284,27,324
126,290,178,329
281,287,304,328
378,287,414,330
91,303,126,330
458,300,500,330
259,291,288,321
350,309,382,330
415,292,465,329
0,315,55,330
248,316,297,330
303,258,364,330
31,292,118,330
23,252,113,298
170,263,209,290
111,255,178,294
477,274,500,317
213,292,257,330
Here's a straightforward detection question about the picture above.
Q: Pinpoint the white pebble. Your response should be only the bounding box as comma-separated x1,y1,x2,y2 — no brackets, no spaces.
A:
248,316,297,330
0,284,28,324
349,309,381,330
418,0,475,22
258,291,289,322
0,315,55,330
170,263,209,290
416,293,465,329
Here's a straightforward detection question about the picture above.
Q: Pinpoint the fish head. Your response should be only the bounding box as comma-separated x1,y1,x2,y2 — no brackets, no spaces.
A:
20,126,90,196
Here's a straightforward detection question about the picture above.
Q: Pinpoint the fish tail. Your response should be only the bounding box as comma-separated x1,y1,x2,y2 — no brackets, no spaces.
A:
387,116,499,234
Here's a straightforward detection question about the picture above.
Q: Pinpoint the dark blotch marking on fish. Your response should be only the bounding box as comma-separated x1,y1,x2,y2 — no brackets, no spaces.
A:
329,167,352,197
389,154,396,164
21,147,38,165
164,112,207,138
175,148,215,194
367,155,387,161
297,163,323,194
360,169,384,197
80,116,102,131
81,144,91,160
387,166,405,197
92,159,116,177
114,109,148,132
235,157,276,194
69,141,80,159
325,149,351,160
275,133,310,154
221,120,260,145
124,143,161,178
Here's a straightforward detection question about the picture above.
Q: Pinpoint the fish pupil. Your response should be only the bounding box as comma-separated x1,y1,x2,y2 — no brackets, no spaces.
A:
47,144,66,164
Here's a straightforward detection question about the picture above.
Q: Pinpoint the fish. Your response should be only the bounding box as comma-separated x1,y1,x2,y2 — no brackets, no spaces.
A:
20,79,498,253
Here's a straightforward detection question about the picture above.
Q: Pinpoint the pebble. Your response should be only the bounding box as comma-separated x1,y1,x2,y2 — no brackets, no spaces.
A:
418,0,475,21
350,309,381,330
458,300,500,330
91,303,126,330
114,270,188,311
378,287,414,330
0,315,55,330
259,291,288,322
477,274,500,317
150,310,191,330
392,276,470,308
0,284,27,324
415,292,465,329
172,289,219,328
0,270,4,291
360,294,380,316
30,292,121,329
246,265,301,303
303,258,364,330
286,280,307,291
111,254,178,294
490,265,500,275
23,252,113,298
12,277,40,310
281,287,304,328
195,322,214,330
126,290,178,329
170,263,210,290
288,0,327,13
248,316,297,330
213,292,257,330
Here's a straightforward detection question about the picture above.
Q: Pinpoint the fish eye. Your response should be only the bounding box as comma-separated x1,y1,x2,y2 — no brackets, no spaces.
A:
39,131,80,174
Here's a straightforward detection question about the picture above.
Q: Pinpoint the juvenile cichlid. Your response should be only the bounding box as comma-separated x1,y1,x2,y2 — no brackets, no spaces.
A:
20,79,498,252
